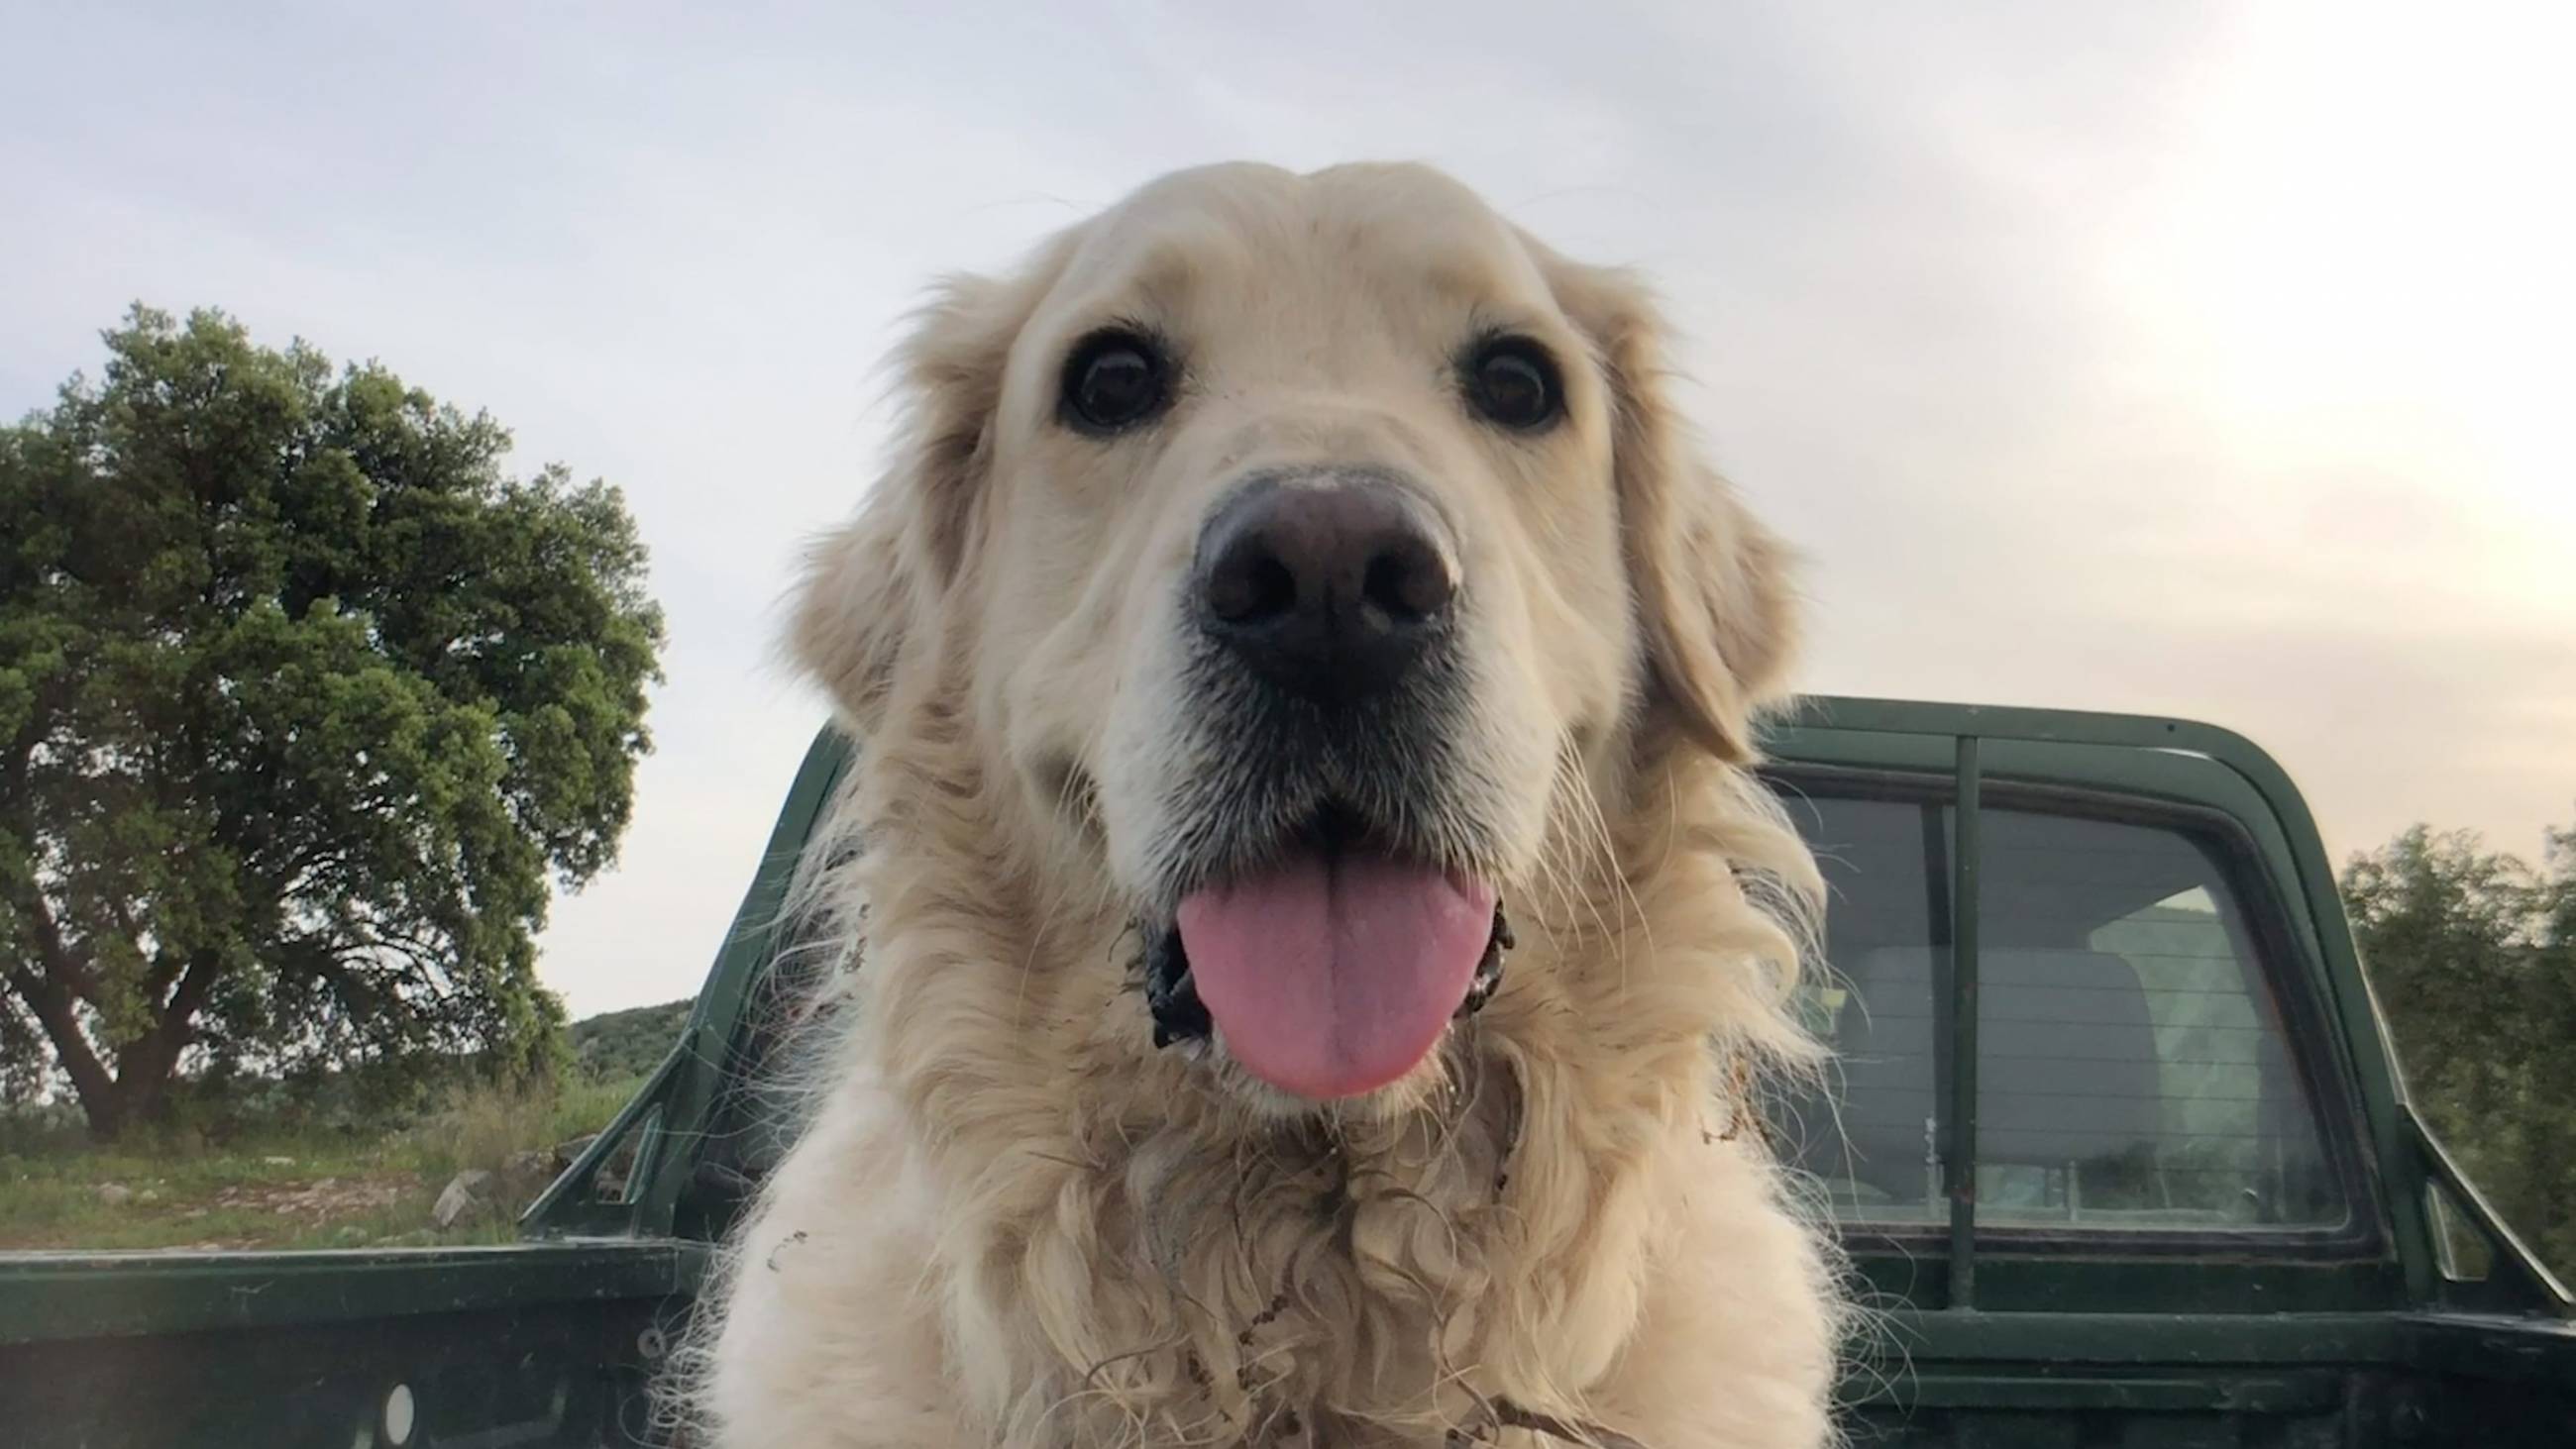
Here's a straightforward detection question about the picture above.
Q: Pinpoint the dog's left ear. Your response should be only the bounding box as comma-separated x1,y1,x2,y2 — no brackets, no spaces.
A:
1543,249,1803,764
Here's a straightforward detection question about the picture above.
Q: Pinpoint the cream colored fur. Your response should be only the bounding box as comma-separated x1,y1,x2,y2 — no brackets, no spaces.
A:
692,162,1844,1449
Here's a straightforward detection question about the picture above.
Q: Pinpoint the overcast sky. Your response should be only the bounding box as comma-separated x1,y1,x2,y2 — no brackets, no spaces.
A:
8,3,2570,1018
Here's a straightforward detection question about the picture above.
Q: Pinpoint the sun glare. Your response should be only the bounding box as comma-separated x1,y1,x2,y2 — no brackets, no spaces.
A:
2127,4,2574,613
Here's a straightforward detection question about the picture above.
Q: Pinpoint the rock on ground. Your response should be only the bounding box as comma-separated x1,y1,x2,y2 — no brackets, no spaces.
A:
431,1170,494,1228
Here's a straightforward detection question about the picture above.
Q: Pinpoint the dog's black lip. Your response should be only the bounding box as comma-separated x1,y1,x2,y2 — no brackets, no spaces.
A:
1144,924,1209,1048
1456,898,1512,1018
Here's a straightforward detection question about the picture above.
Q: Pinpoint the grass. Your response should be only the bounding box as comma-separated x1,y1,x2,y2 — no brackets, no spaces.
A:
0,1072,649,1253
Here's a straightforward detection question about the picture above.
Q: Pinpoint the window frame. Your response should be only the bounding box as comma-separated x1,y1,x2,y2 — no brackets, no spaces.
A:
1764,763,2386,1264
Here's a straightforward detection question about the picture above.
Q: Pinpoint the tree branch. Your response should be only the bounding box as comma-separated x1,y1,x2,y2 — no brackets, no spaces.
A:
4,964,113,1117
0,732,119,1112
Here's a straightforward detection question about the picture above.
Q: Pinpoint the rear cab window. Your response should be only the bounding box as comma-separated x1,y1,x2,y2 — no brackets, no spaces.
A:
1769,776,2358,1245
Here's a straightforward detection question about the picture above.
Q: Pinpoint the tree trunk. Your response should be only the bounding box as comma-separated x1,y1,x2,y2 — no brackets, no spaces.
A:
101,953,223,1139
91,1075,159,1141
6,963,123,1136
4,943,224,1142
83,1075,137,1141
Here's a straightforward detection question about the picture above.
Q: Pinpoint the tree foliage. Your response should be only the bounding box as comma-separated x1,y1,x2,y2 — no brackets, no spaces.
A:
1,306,665,1137
568,997,691,1083
2343,819,2576,1280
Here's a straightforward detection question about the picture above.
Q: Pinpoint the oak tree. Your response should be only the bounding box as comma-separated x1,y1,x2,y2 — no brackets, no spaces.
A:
0,307,664,1137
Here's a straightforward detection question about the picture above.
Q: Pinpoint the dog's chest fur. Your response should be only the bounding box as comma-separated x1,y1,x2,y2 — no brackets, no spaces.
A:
947,1039,1628,1441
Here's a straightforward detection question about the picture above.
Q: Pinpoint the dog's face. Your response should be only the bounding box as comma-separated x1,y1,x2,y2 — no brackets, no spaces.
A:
797,162,1796,1111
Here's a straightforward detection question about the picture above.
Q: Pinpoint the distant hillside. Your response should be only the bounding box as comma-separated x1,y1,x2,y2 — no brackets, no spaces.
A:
570,999,693,1081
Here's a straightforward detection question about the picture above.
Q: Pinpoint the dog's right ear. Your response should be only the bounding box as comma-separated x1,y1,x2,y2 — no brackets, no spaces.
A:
1538,244,1804,766
790,241,1073,731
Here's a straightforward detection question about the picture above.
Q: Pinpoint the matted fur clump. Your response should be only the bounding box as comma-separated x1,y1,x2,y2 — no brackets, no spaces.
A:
680,161,1848,1449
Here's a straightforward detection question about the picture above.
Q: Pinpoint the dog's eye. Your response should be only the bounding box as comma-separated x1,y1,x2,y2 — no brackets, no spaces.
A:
1060,330,1171,435
1462,337,1562,432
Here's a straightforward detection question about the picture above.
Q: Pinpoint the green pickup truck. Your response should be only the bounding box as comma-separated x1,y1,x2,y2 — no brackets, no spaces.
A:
4,697,2569,1446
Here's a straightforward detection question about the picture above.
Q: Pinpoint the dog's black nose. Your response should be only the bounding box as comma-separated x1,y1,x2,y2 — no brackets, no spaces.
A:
1195,471,1457,702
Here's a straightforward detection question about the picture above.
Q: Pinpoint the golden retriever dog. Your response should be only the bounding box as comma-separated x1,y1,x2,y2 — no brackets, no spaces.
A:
694,161,1843,1448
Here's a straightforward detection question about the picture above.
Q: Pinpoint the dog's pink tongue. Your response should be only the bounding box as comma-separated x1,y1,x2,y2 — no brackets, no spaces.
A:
1177,856,1495,1100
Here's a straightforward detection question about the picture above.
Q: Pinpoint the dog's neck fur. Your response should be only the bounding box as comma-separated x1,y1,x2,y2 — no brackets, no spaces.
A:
827,685,1804,1447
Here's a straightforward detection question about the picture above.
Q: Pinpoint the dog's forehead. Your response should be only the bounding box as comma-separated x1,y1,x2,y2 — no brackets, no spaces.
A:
1051,162,1555,323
